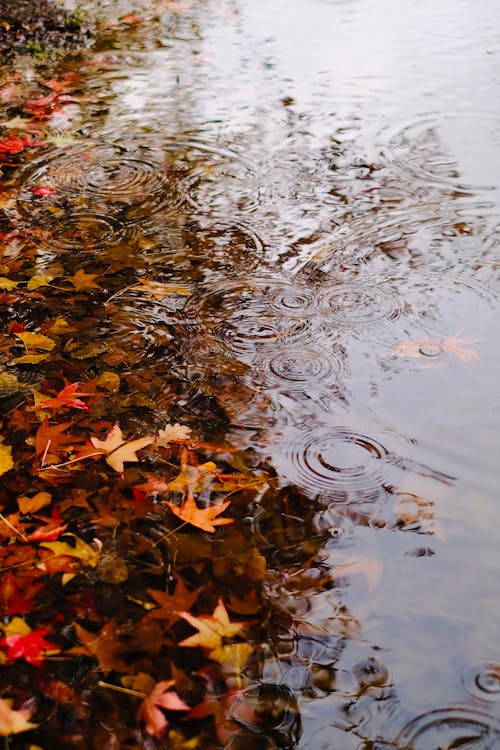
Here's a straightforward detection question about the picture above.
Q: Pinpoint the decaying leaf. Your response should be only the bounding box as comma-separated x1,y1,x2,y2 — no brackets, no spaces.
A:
137,680,189,738
145,578,201,627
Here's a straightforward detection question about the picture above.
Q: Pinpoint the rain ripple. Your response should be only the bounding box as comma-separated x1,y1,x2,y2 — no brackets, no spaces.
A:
462,663,500,705
393,708,500,750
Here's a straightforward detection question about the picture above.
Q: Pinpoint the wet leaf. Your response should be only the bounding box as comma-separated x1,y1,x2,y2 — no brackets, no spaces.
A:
66,269,102,291
32,186,56,197
0,134,38,155
137,679,189,739
157,422,192,444
0,624,60,666
90,423,156,474
133,279,191,300
166,493,233,533
15,332,56,352
0,277,18,290
0,442,14,477
40,534,101,568
26,275,53,290
0,572,43,616
0,697,37,736
17,491,52,515
38,382,91,412
178,598,245,651
146,578,201,627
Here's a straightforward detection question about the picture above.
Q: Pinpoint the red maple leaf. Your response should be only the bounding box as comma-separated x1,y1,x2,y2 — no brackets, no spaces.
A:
32,186,56,197
38,382,91,412
0,627,59,666
0,135,39,155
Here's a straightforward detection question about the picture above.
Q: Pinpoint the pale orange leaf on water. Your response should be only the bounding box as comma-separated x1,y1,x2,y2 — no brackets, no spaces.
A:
132,279,191,300
394,334,478,362
178,598,245,651
166,493,233,533
137,679,189,739
90,423,156,474
0,697,37,736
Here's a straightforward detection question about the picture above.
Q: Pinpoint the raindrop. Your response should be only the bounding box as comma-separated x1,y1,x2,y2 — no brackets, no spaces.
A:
462,663,500,704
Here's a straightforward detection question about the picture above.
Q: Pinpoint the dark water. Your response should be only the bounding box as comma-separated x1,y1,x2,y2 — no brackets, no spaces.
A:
2,0,500,746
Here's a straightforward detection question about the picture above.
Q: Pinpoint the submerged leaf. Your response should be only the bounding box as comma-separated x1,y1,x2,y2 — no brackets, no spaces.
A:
0,697,37,736
138,680,189,738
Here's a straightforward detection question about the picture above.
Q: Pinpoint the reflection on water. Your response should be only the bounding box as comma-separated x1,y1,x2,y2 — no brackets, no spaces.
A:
1,0,500,745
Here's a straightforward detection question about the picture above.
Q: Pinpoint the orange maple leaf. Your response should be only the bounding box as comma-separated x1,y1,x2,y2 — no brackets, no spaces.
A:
146,578,201,627
166,493,233,533
65,269,101,291
178,598,245,651
90,423,156,474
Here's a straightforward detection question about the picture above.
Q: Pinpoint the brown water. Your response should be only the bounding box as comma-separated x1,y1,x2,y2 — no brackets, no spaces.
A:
1,0,500,747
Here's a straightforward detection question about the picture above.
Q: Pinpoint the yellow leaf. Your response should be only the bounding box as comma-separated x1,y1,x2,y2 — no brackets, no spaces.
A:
209,642,253,671
12,353,51,365
17,491,52,515
3,617,31,637
0,278,18,290
178,598,244,650
0,442,13,477
40,534,101,567
27,275,53,290
47,318,72,335
15,332,55,352
0,697,37,736
96,372,120,392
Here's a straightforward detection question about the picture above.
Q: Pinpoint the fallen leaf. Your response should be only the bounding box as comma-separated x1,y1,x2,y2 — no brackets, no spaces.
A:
394,335,478,362
0,443,13,477
137,680,189,739
32,186,56,197
178,598,245,651
166,493,233,533
133,279,191,300
40,534,101,568
0,697,37,736
90,423,156,474
0,134,39,155
0,625,60,666
146,578,201,627
0,278,18,290
0,572,43,615
15,332,55,352
157,422,192,444
17,491,52,515
26,274,53,290
66,269,102,291
38,382,91,412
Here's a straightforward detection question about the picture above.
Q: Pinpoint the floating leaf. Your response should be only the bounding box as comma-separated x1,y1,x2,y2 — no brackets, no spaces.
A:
157,422,192,444
0,697,37,736
0,278,18,290
27,275,53,290
132,279,191,300
0,624,60,666
166,493,233,533
38,382,91,412
137,680,189,739
66,269,102,291
90,423,156,474
178,598,245,651
15,332,55,352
